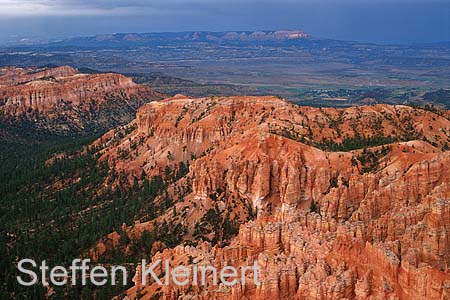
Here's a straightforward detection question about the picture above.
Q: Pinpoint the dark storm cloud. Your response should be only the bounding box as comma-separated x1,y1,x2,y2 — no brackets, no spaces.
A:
0,0,448,44
1,0,447,16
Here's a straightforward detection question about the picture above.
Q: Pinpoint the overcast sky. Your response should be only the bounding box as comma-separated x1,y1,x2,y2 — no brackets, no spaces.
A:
0,0,448,44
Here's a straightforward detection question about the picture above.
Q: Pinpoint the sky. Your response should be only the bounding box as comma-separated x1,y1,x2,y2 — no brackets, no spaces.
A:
0,0,448,44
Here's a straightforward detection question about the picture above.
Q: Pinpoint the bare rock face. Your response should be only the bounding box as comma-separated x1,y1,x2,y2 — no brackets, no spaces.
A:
0,65,79,86
0,65,163,134
90,96,450,300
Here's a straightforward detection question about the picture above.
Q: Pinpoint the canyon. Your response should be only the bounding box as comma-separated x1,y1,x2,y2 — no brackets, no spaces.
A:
85,95,450,300
1,18,449,300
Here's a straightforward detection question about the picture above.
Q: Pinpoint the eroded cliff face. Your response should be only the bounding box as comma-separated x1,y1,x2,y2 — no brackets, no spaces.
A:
0,65,79,87
0,66,163,134
91,96,450,300
97,95,449,179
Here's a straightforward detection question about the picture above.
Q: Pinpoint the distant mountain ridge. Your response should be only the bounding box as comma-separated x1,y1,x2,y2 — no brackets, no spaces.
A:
92,30,308,41
28,30,310,49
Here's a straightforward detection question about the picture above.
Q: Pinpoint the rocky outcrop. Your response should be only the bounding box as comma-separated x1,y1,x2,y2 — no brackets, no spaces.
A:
96,96,450,180
128,206,450,300
0,66,163,134
89,96,450,300
0,65,78,86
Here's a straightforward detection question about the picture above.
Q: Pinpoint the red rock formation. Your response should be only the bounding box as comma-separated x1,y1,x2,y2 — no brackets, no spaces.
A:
90,96,450,300
0,65,78,86
0,66,163,133
96,96,450,180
